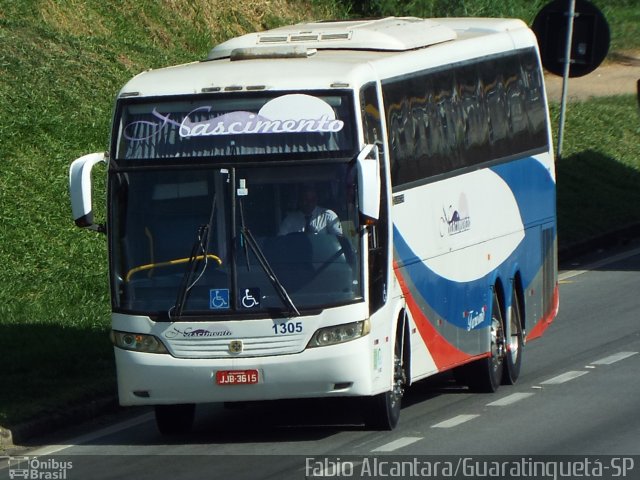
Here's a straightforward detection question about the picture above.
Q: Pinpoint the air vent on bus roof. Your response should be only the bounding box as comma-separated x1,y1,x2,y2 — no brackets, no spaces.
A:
290,34,320,42
230,46,316,61
206,17,456,61
320,32,351,41
258,32,350,44
258,35,289,43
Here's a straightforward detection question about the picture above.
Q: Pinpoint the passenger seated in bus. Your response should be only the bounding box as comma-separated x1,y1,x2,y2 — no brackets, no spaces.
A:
279,186,342,236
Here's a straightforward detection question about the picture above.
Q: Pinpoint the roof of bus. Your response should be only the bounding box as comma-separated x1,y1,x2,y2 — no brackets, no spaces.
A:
118,17,535,98
206,17,458,59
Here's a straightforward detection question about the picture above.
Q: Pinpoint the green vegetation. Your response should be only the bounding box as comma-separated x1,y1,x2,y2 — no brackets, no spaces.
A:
1,0,639,432
346,0,640,53
552,97,640,247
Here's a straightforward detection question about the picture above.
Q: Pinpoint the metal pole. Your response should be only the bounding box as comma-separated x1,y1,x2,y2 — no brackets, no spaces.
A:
556,0,576,161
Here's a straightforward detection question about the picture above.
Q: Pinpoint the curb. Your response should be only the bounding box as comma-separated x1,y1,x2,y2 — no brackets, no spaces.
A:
558,223,640,264
608,52,640,67
0,426,13,450
1,396,120,450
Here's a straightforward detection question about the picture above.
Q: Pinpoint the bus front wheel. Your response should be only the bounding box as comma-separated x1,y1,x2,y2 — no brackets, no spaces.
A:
363,328,406,430
155,404,195,435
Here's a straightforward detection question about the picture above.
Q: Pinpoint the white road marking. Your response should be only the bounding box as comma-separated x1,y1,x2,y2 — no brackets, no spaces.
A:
372,436,423,452
27,412,154,456
541,370,589,385
431,414,479,428
487,392,535,407
592,351,638,365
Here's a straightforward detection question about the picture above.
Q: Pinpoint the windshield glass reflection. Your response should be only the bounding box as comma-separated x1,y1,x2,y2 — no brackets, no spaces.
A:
111,164,362,317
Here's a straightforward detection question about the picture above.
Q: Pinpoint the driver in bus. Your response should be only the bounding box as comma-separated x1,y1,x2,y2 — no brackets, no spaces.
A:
279,186,342,236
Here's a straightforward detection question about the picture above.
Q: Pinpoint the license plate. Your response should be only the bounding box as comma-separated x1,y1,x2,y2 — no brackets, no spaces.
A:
216,369,259,385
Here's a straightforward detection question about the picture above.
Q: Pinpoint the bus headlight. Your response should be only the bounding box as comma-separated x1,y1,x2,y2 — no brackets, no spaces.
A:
110,330,169,354
307,320,370,348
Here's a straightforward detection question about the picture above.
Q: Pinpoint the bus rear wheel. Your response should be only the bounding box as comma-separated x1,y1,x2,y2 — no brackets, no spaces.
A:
465,289,506,393
155,404,195,435
502,286,524,385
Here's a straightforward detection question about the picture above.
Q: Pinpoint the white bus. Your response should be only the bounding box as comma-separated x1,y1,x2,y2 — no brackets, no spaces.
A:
70,16,558,433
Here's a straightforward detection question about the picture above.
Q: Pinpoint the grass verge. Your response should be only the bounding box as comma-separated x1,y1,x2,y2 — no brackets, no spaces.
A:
552,96,640,247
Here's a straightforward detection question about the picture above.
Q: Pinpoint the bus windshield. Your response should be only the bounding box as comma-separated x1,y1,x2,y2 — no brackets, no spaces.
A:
110,163,362,318
111,91,361,317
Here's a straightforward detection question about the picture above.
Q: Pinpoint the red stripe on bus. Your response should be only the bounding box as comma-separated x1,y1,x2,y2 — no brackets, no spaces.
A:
526,284,559,341
394,263,477,371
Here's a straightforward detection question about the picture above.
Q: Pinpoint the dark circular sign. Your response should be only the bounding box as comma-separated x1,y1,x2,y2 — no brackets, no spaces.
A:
532,0,610,77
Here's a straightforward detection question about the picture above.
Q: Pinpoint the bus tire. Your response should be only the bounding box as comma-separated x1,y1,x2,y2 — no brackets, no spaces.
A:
155,404,195,435
363,328,406,430
502,285,524,385
466,288,505,393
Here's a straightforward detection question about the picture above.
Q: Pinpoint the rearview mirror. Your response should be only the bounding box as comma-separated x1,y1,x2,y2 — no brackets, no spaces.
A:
69,152,107,232
356,144,381,221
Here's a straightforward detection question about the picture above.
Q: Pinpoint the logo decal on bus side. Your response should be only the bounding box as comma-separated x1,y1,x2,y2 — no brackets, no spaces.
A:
439,194,471,237
464,306,487,331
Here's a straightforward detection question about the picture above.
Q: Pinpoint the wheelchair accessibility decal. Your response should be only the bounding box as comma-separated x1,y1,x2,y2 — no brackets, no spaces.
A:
209,289,230,309
209,288,260,309
241,288,260,309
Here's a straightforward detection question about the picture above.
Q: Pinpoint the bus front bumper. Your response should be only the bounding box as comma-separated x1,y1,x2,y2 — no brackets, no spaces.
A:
115,336,378,406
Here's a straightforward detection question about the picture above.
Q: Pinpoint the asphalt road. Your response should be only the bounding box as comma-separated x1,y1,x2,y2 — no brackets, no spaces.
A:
3,242,640,480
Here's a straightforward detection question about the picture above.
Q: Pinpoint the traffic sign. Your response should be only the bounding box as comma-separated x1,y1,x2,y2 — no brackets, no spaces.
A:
532,0,610,78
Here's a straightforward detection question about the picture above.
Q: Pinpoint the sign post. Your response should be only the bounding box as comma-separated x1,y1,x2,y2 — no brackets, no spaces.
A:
556,0,576,161
532,0,610,160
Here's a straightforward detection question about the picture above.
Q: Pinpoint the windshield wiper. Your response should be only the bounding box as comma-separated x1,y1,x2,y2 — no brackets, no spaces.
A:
171,194,217,319
238,198,300,317
241,226,300,317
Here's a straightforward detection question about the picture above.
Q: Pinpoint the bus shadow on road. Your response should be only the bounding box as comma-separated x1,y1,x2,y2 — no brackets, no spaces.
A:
164,374,466,445
401,371,468,410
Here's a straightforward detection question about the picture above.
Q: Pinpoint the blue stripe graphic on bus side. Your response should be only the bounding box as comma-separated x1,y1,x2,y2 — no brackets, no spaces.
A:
490,157,556,228
393,230,490,331
393,156,556,332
